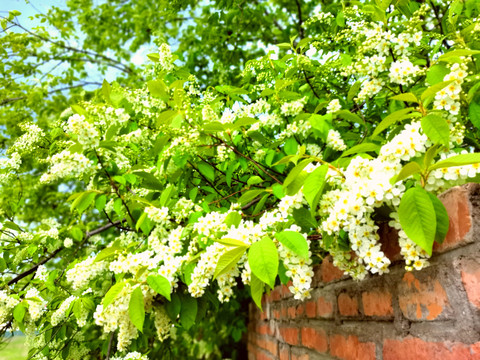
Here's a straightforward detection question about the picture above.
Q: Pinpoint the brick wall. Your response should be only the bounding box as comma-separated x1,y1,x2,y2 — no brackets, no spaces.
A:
247,183,480,360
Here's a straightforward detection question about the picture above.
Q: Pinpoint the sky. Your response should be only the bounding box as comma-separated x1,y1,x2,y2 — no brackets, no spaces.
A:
0,0,151,87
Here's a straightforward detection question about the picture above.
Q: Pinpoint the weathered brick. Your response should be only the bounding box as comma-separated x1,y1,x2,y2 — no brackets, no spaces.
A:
461,260,480,309
434,185,472,253
291,354,309,360
329,334,376,360
338,293,359,316
296,303,305,317
257,337,278,357
301,327,328,353
317,295,334,318
279,345,289,360
272,308,281,320
398,272,450,321
288,306,296,319
256,350,275,360
281,283,293,299
383,337,477,360
321,255,345,283
305,301,316,318
279,326,299,346
362,290,393,317
257,324,274,337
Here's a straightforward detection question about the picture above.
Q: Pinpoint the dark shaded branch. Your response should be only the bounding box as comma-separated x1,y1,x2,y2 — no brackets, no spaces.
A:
7,220,121,286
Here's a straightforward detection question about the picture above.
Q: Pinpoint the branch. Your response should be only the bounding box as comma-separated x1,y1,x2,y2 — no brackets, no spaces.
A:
7,19,134,73
294,0,305,38
0,82,102,106
7,220,121,286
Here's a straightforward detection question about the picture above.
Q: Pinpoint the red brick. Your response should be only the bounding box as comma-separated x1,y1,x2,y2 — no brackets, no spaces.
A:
317,296,334,318
271,287,282,301
461,260,480,309
288,306,296,319
282,283,293,298
434,185,472,253
330,334,375,360
281,304,287,318
257,324,274,336
272,308,281,320
260,308,269,321
291,354,309,360
296,303,305,317
258,337,278,357
279,345,289,360
279,326,299,346
256,350,275,360
362,290,393,317
301,327,328,353
321,255,345,283
383,337,477,360
338,293,359,316
305,301,316,318
398,272,450,320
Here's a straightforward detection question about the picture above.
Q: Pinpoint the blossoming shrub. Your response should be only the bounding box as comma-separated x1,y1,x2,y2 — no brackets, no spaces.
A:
1,1,480,359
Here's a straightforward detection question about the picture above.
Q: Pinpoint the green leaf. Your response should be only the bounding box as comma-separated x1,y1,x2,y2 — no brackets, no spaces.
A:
248,237,278,289
129,287,145,332
347,81,361,101
203,122,226,133
13,303,26,324
224,212,242,227
147,79,170,102
213,245,247,279
426,65,450,85
197,162,215,182
390,93,419,103
336,110,363,124
103,282,126,308
179,294,197,330
285,170,309,196
250,273,264,310
424,144,442,169
341,143,379,157
147,275,171,301
429,153,480,170
421,114,450,145
283,158,314,188
469,100,480,130
247,176,264,186
159,185,174,207
438,49,480,62
215,238,248,247
278,261,289,285
372,108,416,138
71,191,96,215
392,161,422,183
421,80,454,102
238,189,265,205
398,187,437,255
133,171,163,191
95,245,121,262
272,183,285,199
427,193,449,244
284,138,298,155
95,195,107,212
165,293,181,321
274,231,309,259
